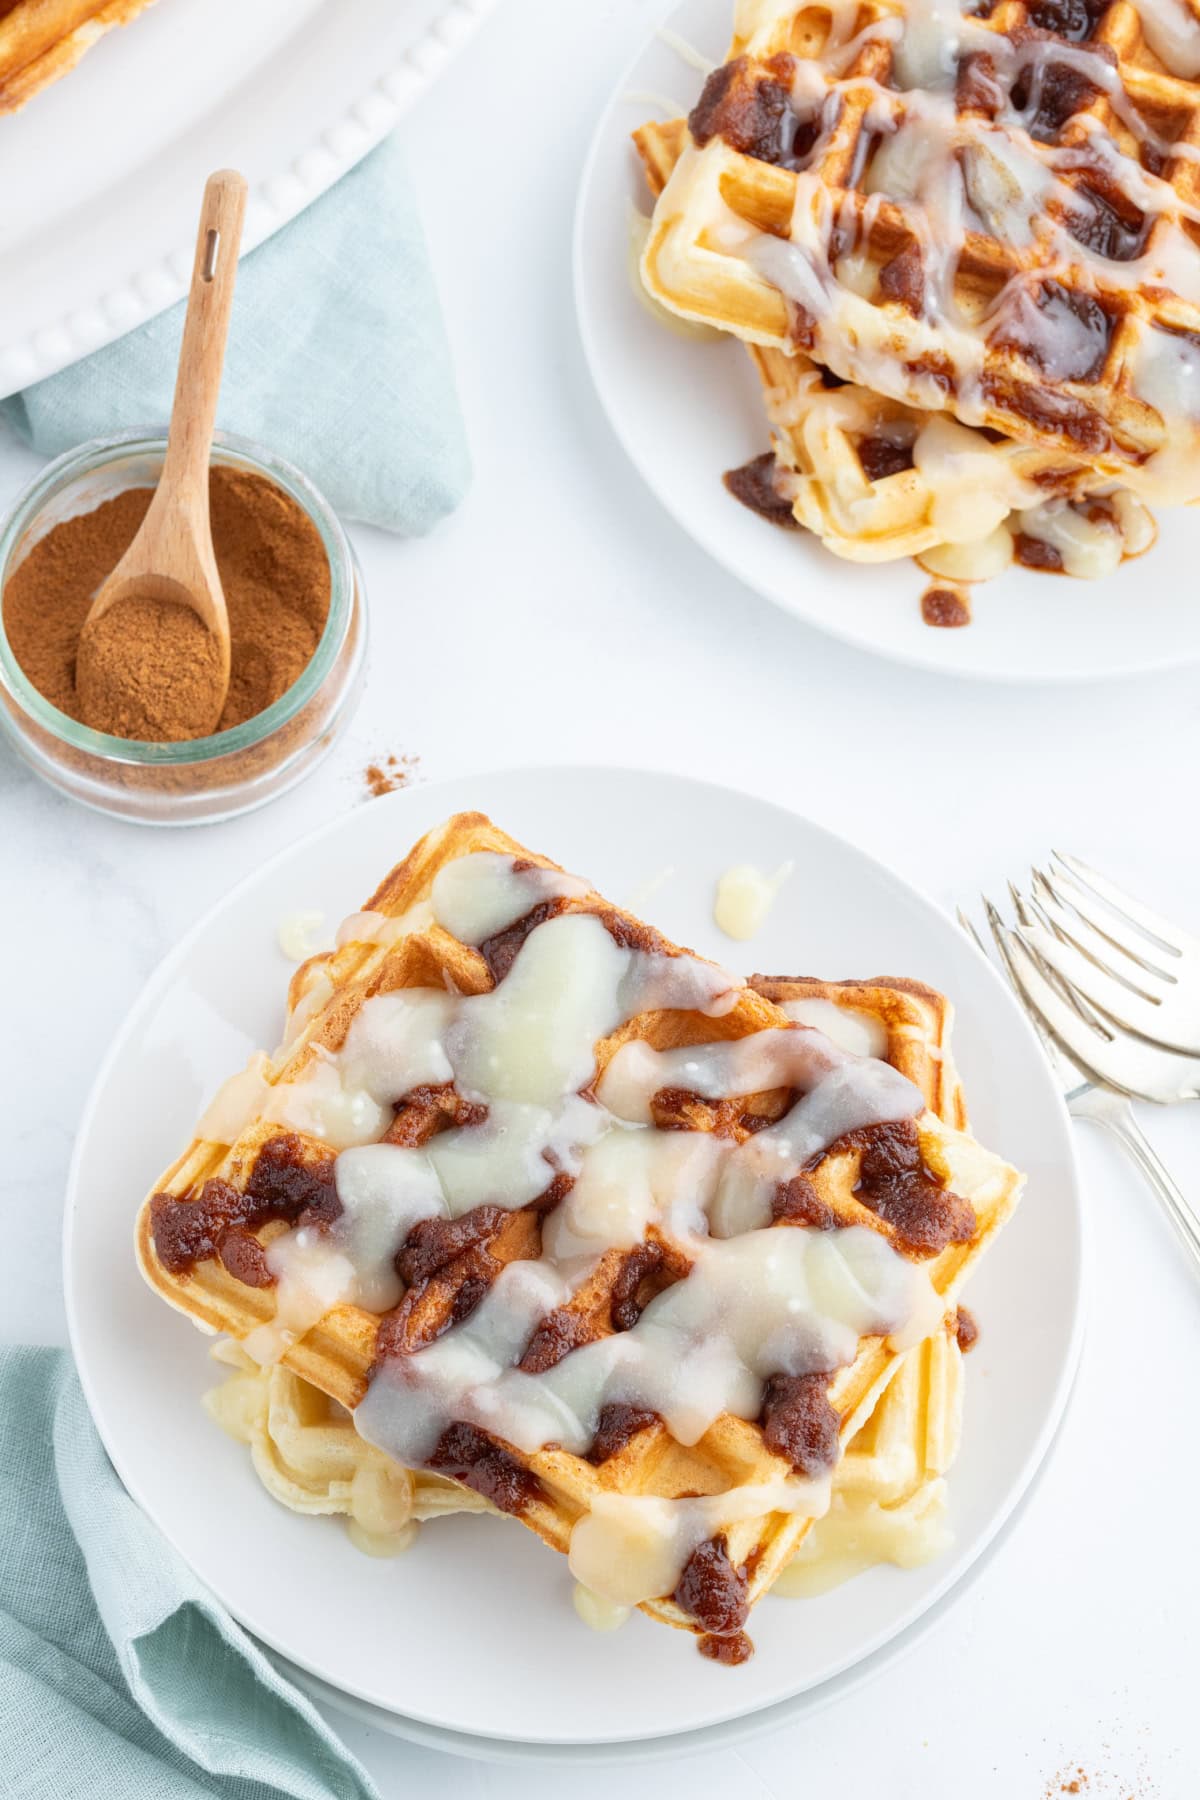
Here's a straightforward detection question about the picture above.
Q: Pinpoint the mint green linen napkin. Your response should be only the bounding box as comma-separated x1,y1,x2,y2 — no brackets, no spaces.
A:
0,1346,379,1800
0,138,469,535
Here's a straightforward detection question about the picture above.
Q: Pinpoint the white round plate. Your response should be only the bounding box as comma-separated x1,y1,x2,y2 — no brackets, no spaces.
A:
66,766,1083,1750
0,0,497,395
574,0,1200,682
273,1409,1074,1764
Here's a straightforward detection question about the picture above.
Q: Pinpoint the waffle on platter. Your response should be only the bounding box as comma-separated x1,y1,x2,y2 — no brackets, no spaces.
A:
635,107,1161,579
137,812,1022,1660
0,0,158,113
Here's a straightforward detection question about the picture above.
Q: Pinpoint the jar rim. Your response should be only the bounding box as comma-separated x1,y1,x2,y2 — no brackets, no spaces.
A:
0,427,357,766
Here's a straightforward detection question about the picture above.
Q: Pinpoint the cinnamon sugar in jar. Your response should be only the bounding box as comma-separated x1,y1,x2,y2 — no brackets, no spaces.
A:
0,431,367,825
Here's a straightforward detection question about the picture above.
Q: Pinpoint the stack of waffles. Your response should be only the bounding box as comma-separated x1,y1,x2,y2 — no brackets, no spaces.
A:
0,1,158,112
635,0,1200,581
139,813,1022,1660
203,1300,968,1602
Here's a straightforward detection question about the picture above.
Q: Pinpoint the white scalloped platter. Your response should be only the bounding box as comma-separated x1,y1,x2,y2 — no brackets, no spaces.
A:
0,0,498,396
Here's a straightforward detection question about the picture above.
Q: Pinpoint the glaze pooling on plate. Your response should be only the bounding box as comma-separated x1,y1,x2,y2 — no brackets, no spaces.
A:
713,861,794,939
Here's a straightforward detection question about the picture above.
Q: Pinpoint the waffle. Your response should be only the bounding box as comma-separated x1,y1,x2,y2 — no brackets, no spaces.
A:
775,1320,963,1595
749,970,968,1128
635,113,1158,577
743,340,1157,574
640,0,1200,507
204,979,972,1601
137,812,1022,1659
203,1340,491,1550
0,0,159,113
204,1320,966,1594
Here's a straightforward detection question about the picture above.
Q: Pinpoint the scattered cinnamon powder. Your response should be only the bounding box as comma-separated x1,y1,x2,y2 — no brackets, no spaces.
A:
1042,1760,1155,1798
3,466,330,743
363,752,419,799
1045,1766,1090,1796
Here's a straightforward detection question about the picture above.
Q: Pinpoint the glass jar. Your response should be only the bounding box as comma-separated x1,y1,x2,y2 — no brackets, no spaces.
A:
0,429,367,825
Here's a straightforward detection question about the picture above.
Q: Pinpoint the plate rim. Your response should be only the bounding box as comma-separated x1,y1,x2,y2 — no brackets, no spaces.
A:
0,0,501,396
272,1362,1080,1764
571,0,1200,686
63,762,1087,1746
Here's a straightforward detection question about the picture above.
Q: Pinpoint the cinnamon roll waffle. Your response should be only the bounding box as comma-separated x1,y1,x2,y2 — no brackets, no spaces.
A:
205,1319,968,1595
204,977,974,1604
635,102,1160,579
644,0,1200,489
0,0,159,113
137,813,1022,1660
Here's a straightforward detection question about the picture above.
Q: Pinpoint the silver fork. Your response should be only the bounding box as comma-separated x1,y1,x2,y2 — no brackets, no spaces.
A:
1012,851,1200,1055
959,890,1200,1280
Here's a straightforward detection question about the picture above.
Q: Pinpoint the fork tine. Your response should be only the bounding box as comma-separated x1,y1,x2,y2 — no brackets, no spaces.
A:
999,927,1145,1098
981,893,1010,945
1039,865,1180,985
983,894,1069,1025
1003,926,1200,1102
1015,880,1092,1013
1021,884,1112,1030
982,894,1037,999
1013,920,1185,1046
955,906,987,954
1051,852,1199,961
1029,869,1168,997
1007,880,1036,928
978,896,1088,1084
986,892,1081,1020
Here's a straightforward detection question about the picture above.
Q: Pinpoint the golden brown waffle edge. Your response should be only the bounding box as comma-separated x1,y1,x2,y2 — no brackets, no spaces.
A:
0,0,160,113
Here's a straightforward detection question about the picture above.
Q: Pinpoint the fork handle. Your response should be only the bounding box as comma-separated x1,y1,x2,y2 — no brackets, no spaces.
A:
1070,1084,1200,1280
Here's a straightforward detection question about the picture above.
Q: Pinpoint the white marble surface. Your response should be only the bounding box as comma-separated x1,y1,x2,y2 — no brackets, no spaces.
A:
3,0,1199,1793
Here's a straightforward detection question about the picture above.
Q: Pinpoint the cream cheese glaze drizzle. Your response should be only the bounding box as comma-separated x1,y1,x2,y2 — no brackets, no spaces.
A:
248,852,943,1609
779,996,891,1058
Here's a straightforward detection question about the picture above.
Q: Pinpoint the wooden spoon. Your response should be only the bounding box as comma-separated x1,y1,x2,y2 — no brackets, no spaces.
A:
81,169,248,733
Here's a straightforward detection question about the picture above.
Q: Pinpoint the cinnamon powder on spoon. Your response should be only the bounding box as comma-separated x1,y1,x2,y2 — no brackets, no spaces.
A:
75,597,226,740
3,466,330,743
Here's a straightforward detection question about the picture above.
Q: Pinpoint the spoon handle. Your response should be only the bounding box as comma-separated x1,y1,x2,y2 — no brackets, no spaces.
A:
160,169,248,504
